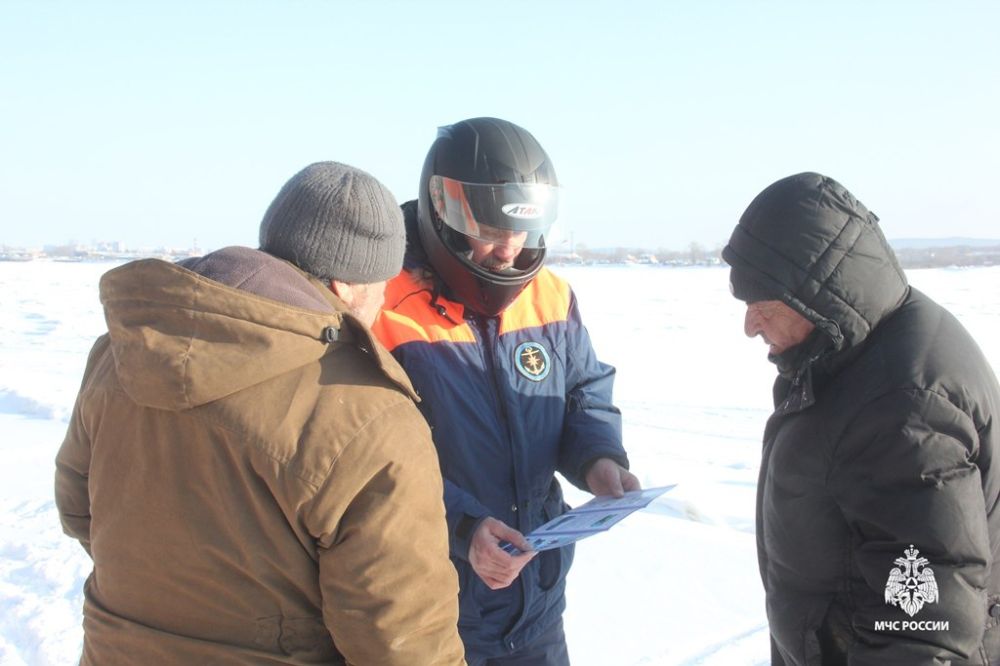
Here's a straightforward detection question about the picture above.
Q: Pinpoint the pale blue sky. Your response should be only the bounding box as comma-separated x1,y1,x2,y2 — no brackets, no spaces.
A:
2,1,997,251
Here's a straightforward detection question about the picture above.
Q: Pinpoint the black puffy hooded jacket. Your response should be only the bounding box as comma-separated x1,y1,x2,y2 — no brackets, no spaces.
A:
723,172,1000,666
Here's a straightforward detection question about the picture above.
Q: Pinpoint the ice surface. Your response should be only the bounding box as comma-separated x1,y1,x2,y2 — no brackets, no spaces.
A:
2,259,998,665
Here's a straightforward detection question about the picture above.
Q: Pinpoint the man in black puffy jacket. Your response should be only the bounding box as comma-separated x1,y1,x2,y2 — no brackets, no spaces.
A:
722,172,1000,666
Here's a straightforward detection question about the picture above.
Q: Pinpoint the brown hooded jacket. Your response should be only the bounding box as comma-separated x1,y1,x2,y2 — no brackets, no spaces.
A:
55,247,464,665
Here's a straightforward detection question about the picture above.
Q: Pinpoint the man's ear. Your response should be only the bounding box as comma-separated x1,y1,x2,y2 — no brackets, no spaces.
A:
329,280,353,307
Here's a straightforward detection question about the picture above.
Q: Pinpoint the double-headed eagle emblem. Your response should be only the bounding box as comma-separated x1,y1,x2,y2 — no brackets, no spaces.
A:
884,545,939,617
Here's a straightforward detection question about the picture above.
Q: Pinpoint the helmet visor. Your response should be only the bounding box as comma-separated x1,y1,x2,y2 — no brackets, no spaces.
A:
429,175,558,249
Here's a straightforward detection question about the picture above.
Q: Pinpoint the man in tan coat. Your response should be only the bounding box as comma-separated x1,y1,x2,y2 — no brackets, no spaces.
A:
55,161,466,665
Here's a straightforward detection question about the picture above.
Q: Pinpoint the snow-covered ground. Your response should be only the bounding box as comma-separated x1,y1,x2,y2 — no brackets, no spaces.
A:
2,259,999,665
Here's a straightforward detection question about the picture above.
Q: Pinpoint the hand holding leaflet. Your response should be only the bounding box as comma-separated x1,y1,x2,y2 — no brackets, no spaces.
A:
501,485,675,555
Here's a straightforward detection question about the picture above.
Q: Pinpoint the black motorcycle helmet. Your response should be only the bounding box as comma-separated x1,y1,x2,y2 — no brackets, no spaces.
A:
417,117,559,316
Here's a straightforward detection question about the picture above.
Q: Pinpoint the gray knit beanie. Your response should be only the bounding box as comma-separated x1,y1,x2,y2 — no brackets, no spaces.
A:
259,161,405,283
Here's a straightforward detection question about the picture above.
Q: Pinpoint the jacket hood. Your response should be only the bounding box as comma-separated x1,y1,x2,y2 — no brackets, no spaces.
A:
722,172,908,353
400,199,429,271
100,246,415,410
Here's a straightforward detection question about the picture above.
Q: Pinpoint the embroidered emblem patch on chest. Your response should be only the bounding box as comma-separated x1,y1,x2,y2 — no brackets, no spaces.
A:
514,341,550,381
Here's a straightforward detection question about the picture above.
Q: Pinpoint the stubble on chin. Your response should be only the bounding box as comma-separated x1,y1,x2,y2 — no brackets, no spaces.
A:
480,258,514,272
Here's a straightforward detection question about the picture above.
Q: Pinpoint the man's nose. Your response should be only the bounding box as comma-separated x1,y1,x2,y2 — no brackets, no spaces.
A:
744,308,760,338
494,244,518,261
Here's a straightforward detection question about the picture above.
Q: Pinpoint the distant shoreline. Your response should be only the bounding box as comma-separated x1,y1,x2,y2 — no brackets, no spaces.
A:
5,237,1000,270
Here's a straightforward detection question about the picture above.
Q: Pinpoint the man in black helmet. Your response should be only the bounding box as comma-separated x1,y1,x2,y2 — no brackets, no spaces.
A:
722,172,1000,665
373,117,638,664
